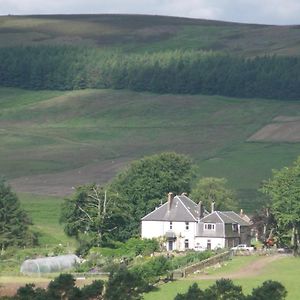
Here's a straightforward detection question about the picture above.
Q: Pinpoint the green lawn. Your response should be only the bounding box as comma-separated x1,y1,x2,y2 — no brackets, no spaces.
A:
144,256,300,300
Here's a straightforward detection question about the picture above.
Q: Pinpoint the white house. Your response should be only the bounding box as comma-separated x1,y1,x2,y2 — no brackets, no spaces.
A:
141,192,251,251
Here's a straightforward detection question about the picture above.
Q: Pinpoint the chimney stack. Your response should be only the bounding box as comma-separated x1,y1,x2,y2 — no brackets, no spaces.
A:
198,201,204,220
211,201,215,213
240,209,244,216
168,192,174,211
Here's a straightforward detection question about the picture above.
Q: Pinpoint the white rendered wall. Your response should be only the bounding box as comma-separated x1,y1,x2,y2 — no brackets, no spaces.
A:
141,220,197,251
170,221,197,251
194,237,225,250
141,221,164,239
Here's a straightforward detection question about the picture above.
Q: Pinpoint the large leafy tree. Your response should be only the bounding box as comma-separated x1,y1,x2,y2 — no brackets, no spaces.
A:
110,152,193,233
262,157,300,254
0,179,36,252
190,177,238,211
60,184,130,248
105,266,146,300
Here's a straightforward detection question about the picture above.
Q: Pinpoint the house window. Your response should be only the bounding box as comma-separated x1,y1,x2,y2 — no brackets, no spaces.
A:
168,241,173,251
185,222,189,230
232,223,238,232
169,222,173,230
204,223,215,230
184,239,189,249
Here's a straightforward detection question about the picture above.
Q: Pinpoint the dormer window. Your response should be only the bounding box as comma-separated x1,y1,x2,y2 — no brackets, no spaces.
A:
204,223,215,230
170,222,173,230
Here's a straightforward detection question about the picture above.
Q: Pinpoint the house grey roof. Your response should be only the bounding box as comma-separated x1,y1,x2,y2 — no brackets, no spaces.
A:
196,211,251,238
141,195,199,222
199,211,251,226
219,211,251,226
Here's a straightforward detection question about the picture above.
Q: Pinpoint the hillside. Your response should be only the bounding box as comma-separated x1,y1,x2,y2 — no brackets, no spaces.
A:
1,14,300,211
1,14,300,56
1,87,300,211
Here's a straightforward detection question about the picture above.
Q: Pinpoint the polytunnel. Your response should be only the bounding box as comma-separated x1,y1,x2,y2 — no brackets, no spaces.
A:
20,254,80,275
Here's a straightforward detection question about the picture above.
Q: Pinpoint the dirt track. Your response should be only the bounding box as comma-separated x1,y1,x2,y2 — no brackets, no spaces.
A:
190,254,286,280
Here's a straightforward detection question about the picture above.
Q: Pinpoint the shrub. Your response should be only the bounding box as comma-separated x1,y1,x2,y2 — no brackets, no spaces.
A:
131,255,171,283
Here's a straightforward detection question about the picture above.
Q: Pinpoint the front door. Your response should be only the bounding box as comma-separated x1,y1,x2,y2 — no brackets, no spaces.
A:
168,241,173,251
207,240,211,250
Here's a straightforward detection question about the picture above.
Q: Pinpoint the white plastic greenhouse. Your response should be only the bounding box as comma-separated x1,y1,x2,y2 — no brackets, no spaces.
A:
20,254,80,275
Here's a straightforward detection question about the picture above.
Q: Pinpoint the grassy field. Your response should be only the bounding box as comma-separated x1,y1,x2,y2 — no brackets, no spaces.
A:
1,14,300,56
144,255,300,300
0,193,75,275
19,193,74,246
0,87,300,210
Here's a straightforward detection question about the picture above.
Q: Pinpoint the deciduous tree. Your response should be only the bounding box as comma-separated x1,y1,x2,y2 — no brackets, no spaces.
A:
60,184,130,249
262,157,300,254
191,177,238,211
110,152,193,234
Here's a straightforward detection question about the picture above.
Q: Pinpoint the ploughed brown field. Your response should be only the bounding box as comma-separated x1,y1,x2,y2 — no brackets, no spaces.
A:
248,116,300,142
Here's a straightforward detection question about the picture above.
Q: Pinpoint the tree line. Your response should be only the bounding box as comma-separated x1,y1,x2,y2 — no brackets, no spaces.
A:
0,46,300,100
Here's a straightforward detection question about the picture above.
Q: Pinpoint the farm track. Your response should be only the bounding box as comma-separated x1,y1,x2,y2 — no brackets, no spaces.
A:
189,254,287,280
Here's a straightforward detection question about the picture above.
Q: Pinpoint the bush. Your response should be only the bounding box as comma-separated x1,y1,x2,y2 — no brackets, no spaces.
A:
131,255,171,283
89,238,159,259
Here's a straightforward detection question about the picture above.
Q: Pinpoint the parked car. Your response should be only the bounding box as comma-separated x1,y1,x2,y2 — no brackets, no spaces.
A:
231,244,255,251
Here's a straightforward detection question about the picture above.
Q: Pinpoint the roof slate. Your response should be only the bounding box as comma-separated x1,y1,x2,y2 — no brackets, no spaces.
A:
199,211,251,226
219,211,251,226
141,195,251,230
141,195,199,222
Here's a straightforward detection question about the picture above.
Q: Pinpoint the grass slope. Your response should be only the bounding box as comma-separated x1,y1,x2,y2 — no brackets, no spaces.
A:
144,256,300,300
19,193,74,246
1,14,300,56
1,87,300,210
